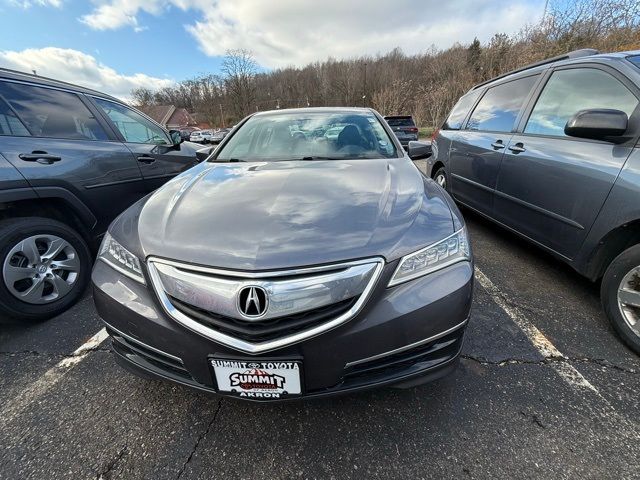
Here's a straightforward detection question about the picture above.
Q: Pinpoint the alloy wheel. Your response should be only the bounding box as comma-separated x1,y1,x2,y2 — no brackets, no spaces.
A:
2,234,80,305
617,266,640,337
435,173,446,189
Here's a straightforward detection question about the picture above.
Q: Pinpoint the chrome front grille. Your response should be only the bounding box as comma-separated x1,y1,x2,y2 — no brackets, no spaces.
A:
147,257,385,354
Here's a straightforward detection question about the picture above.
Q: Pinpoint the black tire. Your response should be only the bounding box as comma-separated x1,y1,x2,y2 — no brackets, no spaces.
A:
433,167,447,191
601,244,640,354
0,217,91,323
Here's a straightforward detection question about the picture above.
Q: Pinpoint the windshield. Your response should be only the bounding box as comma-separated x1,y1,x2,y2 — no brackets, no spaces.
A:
214,111,398,161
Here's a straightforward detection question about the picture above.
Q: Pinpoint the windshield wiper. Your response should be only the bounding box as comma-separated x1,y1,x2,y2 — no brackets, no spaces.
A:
300,156,343,161
210,158,246,162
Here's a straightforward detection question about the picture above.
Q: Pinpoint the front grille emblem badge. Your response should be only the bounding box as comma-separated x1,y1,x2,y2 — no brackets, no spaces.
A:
238,286,268,317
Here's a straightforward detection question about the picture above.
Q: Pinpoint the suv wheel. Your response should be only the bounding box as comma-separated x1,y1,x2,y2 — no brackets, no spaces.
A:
0,217,91,323
602,244,640,354
434,167,447,190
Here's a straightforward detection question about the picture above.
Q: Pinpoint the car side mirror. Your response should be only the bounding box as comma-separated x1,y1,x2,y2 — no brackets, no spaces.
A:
196,146,216,162
169,130,183,146
407,141,432,160
565,109,628,141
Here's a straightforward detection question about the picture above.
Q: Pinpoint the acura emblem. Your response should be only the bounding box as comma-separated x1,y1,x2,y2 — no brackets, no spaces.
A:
238,286,268,317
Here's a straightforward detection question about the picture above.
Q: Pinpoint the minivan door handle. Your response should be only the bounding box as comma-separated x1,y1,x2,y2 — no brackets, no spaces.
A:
19,151,62,165
137,155,156,164
491,140,505,150
508,143,526,153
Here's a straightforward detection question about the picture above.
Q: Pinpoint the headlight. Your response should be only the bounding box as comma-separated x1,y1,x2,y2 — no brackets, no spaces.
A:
389,228,470,286
98,232,145,284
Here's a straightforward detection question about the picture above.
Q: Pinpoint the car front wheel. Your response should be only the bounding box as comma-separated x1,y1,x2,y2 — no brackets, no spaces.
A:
0,217,91,323
602,244,640,354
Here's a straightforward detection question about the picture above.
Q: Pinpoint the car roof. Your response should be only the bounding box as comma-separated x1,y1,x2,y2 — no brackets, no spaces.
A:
0,67,123,103
253,107,374,117
384,115,413,119
472,49,640,92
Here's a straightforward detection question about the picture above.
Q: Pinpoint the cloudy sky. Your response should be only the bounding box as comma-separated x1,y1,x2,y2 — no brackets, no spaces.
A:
0,0,545,99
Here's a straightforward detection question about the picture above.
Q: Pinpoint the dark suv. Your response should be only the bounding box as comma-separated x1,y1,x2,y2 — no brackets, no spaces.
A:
384,115,419,148
428,49,640,354
0,69,202,323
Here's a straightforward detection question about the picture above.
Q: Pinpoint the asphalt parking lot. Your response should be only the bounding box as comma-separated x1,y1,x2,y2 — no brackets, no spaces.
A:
2,195,640,479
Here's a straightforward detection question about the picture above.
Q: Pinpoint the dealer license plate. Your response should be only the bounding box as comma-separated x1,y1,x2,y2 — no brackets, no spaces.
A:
211,358,302,400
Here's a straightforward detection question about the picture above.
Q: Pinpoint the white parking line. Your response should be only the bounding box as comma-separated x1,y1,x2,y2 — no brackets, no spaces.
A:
0,328,108,425
474,267,599,393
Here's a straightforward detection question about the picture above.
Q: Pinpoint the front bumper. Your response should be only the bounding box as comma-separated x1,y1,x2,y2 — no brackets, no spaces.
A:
92,259,473,401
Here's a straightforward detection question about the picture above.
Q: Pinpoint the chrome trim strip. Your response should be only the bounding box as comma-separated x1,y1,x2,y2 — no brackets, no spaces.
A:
98,257,146,284
147,257,386,355
344,319,468,368
147,256,373,278
102,321,183,363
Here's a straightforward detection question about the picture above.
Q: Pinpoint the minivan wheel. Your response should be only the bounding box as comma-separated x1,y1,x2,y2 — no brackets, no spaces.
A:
0,217,91,323
434,167,447,190
602,244,640,354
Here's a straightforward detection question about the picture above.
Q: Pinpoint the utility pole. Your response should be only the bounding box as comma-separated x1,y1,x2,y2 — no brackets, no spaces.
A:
362,62,368,107
219,104,225,128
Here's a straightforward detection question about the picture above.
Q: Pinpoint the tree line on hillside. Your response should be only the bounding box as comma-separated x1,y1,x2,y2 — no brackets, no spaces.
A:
131,0,640,130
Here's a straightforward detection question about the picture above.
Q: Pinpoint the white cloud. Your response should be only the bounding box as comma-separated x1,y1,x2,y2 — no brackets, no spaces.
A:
78,0,544,68
8,0,62,7
0,47,174,100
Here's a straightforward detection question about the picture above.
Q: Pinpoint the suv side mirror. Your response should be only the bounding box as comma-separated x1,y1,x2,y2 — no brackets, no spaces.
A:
565,109,628,141
407,141,432,160
169,130,183,146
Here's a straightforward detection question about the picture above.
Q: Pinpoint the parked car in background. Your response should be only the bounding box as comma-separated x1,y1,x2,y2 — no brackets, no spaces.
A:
190,130,213,143
429,48,640,354
180,127,199,141
211,127,232,144
93,107,473,401
384,115,419,149
0,68,202,323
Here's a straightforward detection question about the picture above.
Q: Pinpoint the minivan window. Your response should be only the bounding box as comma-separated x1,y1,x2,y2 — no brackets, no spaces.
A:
466,75,539,133
525,68,639,137
443,89,481,130
94,98,170,145
628,55,640,70
0,98,30,136
0,82,108,141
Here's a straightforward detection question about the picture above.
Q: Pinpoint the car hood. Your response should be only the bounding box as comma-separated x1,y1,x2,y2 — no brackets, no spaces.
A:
134,158,455,270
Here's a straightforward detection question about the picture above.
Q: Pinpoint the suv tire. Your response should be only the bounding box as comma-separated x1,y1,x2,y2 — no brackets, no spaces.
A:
434,167,447,190
601,244,640,354
0,217,91,323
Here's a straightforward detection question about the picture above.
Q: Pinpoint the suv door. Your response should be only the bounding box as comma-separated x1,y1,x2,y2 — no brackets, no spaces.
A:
448,74,540,216
493,66,640,259
0,80,146,233
91,98,199,190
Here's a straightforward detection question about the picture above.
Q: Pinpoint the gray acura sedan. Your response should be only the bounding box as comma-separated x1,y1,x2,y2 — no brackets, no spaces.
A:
92,107,473,401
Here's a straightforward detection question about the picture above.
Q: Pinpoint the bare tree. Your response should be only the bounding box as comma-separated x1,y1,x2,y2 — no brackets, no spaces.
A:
222,49,258,118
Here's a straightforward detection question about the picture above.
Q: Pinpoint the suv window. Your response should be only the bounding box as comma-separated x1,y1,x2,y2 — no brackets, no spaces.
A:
0,97,30,136
467,75,539,133
443,90,481,130
385,117,415,127
93,98,170,145
0,82,108,140
525,68,639,137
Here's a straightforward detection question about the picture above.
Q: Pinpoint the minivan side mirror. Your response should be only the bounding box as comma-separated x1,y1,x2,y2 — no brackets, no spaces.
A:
169,129,183,146
564,109,628,141
407,141,432,160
